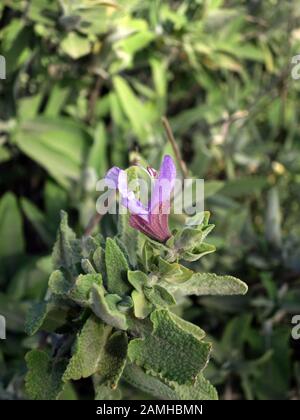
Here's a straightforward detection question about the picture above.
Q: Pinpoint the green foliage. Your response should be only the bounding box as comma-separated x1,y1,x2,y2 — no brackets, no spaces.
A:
52,211,82,275
90,284,129,331
22,205,246,399
25,350,67,400
128,309,211,385
124,364,218,400
105,237,130,296
1,0,300,401
63,316,112,381
0,193,25,277
166,273,248,296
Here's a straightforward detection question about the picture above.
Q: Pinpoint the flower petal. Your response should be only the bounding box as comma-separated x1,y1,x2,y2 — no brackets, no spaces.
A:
105,166,122,189
150,155,176,213
118,171,148,217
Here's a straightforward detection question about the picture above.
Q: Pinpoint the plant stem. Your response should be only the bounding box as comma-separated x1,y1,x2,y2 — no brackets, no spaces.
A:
162,116,189,179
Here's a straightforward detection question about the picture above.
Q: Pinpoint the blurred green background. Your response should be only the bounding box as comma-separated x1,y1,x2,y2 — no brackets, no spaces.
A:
0,0,300,400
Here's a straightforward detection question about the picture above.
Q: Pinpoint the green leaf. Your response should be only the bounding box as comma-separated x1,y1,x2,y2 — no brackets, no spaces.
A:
175,227,205,250
90,284,128,330
131,290,152,319
0,146,11,163
105,238,130,296
143,285,176,308
88,122,108,177
158,258,193,284
13,117,92,189
63,316,112,381
1,20,31,73
63,317,128,387
20,198,53,245
205,181,225,198
70,273,102,303
52,211,82,276
49,270,72,295
0,192,24,265
25,350,67,400
166,273,248,296
93,246,105,273
81,258,96,274
61,32,91,59
128,309,211,385
25,302,49,336
0,292,29,333
150,57,167,100
265,186,282,248
6,256,51,301
124,363,218,400
115,30,154,56
220,176,268,198
17,93,43,121
94,331,128,389
94,385,122,400
44,84,71,118
44,181,67,229
113,76,152,143
181,243,216,262
128,270,149,292
25,300,69,336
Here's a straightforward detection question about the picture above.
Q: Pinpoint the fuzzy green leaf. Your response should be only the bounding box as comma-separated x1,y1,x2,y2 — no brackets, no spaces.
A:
132,290,153,319
49,270,72,295
95,331,128,389
90,284,128,330
181,243,216,262
52,211,82,275
94,385,122,400
63,317,127,387
25,300,69,336
158,258,193,284
69,273,102,303
166,273,248,296
25,302,49,336
128,309,211,385
63,316,112,382
143,285,176,308
128,270,149,291
105,238,130,296
93,246,105,273
124,363,218,400
81,258,96,274
25,350,67,400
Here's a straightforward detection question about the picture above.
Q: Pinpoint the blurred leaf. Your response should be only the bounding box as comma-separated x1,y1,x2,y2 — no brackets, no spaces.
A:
220,177,268,197
61,32,91,59
21,197,53,245
13,117,92,189
0,193,24,279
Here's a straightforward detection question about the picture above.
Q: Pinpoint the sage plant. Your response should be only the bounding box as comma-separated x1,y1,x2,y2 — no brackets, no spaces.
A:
25,155,247,400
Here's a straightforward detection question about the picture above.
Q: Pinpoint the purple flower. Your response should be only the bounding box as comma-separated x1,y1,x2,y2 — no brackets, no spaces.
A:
105,155,176,243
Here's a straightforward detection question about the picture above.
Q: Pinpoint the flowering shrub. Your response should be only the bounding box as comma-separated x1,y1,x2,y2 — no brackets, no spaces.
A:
25,156,247,400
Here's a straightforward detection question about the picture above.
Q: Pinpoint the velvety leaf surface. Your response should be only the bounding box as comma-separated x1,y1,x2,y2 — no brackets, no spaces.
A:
124,363,217,400
128,309,211,385
25,350,67,400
